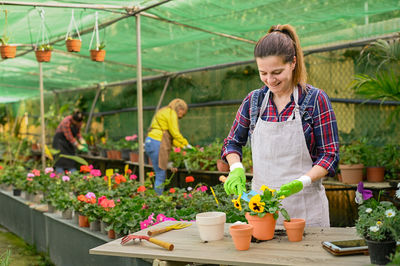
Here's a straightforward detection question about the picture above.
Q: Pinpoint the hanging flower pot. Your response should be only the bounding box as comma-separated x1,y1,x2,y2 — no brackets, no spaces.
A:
66,39,81,52
245,212,276,240
90,49,106,62
229,224,253,251
283,218,305,242
35,50,52,62
0,45,17,59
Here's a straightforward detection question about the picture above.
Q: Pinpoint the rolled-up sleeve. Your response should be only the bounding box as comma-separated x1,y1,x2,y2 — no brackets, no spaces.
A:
312,90,340,176
221,92,253,161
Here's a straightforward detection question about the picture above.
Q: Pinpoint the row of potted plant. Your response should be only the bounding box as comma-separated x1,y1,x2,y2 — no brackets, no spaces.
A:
339,140,400,184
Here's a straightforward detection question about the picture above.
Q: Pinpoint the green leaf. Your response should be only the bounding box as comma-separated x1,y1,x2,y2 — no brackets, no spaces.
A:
58,154,88,165
280,208,290,221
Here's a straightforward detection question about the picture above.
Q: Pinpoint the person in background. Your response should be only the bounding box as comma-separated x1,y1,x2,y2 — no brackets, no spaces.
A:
146,98,193,195
53,109,88,174
221,24,339,226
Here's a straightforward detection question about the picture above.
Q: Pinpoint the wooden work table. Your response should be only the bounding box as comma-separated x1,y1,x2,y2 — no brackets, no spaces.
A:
90,221,370,266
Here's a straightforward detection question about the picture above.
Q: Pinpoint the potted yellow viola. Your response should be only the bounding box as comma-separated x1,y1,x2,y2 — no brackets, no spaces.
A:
232,185,290,240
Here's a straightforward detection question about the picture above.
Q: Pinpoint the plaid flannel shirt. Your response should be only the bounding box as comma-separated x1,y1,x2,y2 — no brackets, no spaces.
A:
221,85,340,176
55,115,82,146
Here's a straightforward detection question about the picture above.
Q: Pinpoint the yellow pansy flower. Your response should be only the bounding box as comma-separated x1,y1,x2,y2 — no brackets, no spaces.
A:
249,194,265,213
232,194,242,211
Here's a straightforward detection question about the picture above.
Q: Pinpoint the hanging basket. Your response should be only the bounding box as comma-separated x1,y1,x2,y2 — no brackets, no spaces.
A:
35,50,52,62
66,39,82,52
90,49,106,62
0,45,17,59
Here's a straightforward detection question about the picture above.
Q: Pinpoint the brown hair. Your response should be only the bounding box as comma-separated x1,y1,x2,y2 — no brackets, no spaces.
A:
254,24,307,89
168,98,188,114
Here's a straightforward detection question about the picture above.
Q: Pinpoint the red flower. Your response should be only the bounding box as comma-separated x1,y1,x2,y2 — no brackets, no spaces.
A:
77,195,86,202
169,188,176,193
0,166,3,170
137,186,146,192
185,176,195,183
80,165,91,173
126,169,132,174
147,172,155,177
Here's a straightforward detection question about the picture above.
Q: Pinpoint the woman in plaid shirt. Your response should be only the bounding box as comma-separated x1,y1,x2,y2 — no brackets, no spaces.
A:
221,24,339,226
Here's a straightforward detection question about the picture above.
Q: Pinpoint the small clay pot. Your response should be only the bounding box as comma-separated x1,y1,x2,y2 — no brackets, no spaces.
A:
283,218,305,242
229,224,253,251
78,215,90,227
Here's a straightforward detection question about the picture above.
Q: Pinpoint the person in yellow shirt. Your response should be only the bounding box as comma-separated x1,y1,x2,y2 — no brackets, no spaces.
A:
146,98,192,195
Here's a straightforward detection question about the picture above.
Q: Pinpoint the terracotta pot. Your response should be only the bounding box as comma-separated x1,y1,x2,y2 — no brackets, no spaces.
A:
107,150,122,160
90,49,106,62
366,167,385,182
65,39,82,52
0,45,17,59
229,224,253,251
108,229,116,239
35,50,52,62
366,239,396,265
245,212,276,240
78,214,90,227
129,152,139,162
339,164,364,184
216,159,229,172
283,218,305,242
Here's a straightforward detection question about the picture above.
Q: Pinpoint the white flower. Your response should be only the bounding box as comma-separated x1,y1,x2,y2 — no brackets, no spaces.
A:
396,183,400,199
355,191,363,204
376,221,382,227
365,208,372,214
385,209,396,218
370,226,379,232
187,186,192,191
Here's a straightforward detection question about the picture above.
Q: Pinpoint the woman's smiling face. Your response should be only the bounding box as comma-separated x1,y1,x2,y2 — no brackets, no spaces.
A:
256,55,296,96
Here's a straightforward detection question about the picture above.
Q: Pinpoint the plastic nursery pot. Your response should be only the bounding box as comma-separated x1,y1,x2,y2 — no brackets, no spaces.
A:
229,224,253,251
196,211,226,241
0,45,17,59
65,39,82,52
366,239,397,265
90,49,106,62
35,50,52,62
283,218,305,242
245,212,276,241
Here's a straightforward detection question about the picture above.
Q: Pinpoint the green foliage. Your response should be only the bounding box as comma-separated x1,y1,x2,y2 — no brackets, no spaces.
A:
340,140,367,165
0,249,11,266
37,44,53,51
0,36,9,45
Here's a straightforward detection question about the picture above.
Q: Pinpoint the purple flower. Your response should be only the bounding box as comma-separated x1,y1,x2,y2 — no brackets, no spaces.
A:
27,173,35,178
62,175,70,182
355,182,373,204
85,192,96,199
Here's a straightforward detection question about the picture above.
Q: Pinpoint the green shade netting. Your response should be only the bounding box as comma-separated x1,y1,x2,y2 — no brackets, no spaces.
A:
0,0,399,102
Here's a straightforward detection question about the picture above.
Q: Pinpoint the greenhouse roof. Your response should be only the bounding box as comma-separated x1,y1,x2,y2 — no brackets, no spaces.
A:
0,0,399,103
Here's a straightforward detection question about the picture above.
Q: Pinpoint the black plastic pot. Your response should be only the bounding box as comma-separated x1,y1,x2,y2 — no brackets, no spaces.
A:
13,189,22,196
366,239,396,265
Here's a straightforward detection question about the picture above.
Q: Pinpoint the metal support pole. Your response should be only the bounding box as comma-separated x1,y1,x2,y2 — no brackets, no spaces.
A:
39,62,46,170
136,14,145,186
85,84,103,134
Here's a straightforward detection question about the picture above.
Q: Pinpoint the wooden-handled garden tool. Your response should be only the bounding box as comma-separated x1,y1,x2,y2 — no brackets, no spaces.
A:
147,222,191,236
120,234,174,251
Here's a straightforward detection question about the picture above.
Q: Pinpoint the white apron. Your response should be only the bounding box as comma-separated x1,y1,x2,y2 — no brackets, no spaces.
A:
251,88,330,227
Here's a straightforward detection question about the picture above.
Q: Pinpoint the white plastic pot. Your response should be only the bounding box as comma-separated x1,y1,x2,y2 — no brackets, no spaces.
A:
196,211,226,241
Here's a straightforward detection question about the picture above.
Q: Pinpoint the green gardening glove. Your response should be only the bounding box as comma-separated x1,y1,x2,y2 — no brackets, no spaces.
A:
277,175,312,197
224,163,246,195
77,144,89,153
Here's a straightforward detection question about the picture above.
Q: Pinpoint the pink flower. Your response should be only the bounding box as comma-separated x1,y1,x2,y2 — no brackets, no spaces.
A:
156,214,167,223
32,169,40,176
26,177,33,181
85,192,96,199
197,185,208,192
199,147,204,152
174,147,181,153
116,199,120,202
141,204,148,209
140,220,150,230
129,174,137,180
98,196,107,206
62,176,70,182
90,169,101,177
27,173,35,178
125,134,138,141
45,167,54,174
50,173,57,178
